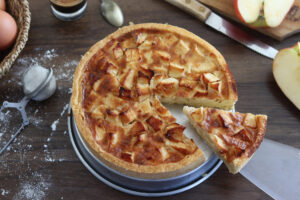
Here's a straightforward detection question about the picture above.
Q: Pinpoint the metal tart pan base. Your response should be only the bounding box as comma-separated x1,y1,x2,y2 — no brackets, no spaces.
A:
67,106,222,197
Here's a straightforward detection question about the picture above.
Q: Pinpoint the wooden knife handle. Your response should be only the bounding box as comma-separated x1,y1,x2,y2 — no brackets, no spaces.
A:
165,0,211,22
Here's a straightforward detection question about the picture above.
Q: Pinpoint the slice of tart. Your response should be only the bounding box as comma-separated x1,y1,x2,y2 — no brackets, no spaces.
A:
183,106,267,174
71,23,238,173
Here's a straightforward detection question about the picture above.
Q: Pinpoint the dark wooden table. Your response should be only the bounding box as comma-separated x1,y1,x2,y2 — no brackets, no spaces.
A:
0,0,299,199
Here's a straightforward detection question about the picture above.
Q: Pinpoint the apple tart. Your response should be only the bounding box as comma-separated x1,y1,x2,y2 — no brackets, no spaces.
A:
71,23,238,173
183,106,267,174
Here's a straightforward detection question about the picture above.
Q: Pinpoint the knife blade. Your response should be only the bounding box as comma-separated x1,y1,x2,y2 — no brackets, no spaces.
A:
240,139,300,200
165,0,278,59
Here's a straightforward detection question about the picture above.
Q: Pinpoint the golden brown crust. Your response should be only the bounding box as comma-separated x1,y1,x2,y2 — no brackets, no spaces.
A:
71,23,237,173
183,106,267,174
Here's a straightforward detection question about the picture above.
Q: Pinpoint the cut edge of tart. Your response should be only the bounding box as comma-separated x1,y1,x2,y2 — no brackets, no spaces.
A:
71,23,237,174
183,106,267,174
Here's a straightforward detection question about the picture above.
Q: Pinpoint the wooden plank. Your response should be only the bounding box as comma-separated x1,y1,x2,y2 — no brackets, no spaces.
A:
0,0,299,199
198,0,300,40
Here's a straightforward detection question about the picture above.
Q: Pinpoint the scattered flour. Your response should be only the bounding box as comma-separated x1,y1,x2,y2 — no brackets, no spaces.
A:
0,110,11,125
1,188,9,196
55,60,78,81
17,49,58,66
58,158,66,162
0,110,5,121
0,110,16,143
64,60,78,67
45,103,70,162
34,109,39,115
9,49,58,87
43,49,58,61
13,172,51,200
15,48,78,84
28,116,43,127
51,119,59,131
60,104,69,117
27,109,43,127
45,154,55,163
1,49,77,198
68,88,72,94
50,103,69,133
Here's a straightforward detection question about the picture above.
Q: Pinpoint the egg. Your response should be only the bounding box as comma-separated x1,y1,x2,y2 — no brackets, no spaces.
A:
0,10,17,51
0,0,5,11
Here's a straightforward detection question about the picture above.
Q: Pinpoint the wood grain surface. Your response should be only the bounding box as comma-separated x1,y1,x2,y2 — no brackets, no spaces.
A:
0,0,299,199
198,0,300,41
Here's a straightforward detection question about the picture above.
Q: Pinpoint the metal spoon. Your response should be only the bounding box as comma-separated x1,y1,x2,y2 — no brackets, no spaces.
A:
0,65,56,155
101,0,124,27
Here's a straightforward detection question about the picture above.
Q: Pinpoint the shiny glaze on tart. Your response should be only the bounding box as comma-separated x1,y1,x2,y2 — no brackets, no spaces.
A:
184,106,267,174
71,23,237,173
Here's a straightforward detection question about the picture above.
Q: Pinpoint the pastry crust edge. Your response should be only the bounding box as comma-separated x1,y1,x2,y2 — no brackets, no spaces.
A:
71,23,238,173
183,106,267,174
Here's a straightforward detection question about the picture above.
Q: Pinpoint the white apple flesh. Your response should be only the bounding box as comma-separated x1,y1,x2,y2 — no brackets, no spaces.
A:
264,0,294,27
273,42,300,110
235,0,263,23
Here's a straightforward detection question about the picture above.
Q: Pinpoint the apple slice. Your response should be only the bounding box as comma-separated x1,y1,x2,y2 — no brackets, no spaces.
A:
273,42,300,110
235,0,294,28
264,0,294,27
234,0,263,24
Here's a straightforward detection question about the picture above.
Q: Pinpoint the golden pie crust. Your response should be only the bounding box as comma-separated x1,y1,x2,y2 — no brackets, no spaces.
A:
71,23,238,173
183,106,267,174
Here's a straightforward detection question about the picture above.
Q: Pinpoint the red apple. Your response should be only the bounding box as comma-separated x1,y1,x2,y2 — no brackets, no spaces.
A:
234,0,294,28
273,42,300,109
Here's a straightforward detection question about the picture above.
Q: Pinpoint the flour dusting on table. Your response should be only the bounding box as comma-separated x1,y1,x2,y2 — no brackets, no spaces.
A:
0,48,79,199
60,104,69,117
13,172,51,200
51,119,59,131
55,60,78,81
1,188,9,196
0,110,12,139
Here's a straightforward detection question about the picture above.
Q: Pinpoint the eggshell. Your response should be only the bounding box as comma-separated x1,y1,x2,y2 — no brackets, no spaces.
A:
0,10,18,51
0,0,5,11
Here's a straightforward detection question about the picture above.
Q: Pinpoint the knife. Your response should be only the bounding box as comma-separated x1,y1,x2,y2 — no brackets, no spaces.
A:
165,0,278,59
240,139,300,200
